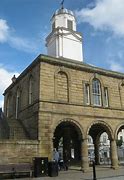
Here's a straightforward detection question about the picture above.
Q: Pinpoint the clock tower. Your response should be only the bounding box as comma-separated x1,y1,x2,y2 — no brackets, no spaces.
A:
46,6,83,62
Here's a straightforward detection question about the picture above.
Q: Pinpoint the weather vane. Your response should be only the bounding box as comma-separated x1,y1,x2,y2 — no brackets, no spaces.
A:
61,0,65,9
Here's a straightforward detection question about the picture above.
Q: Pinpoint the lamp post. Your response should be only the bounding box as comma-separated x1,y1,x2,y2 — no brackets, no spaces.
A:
92,160,97,180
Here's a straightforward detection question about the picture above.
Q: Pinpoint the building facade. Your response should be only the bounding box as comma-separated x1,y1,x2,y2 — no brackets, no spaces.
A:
0,5,124,172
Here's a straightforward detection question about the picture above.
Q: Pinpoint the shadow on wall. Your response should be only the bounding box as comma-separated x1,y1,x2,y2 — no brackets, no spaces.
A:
0,108,10,139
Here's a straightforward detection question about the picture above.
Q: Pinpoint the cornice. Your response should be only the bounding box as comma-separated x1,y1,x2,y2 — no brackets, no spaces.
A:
40,54,124,79
4,54,124,95
46,27,82,42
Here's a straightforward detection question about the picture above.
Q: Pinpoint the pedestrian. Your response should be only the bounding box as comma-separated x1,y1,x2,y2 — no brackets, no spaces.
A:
64,150,69,170
53,148,60,163
53,148,60,170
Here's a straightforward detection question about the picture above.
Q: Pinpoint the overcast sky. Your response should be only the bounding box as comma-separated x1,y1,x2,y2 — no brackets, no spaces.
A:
0,0,124,108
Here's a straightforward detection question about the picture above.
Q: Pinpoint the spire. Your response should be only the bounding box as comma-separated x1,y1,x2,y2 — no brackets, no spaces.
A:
61,0,64,9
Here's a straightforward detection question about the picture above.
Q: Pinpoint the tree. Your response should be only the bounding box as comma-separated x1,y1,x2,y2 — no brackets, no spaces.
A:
116,139,123,147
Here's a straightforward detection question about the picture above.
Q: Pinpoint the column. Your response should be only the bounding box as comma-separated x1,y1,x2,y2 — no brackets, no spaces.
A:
94,139,100,165
81,139,89,172
110,139,118,169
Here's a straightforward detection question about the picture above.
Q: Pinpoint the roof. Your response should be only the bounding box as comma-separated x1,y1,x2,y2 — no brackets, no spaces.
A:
52,7,74,19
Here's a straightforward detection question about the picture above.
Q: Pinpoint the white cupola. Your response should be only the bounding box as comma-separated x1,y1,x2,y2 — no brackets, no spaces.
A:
46,6,83,62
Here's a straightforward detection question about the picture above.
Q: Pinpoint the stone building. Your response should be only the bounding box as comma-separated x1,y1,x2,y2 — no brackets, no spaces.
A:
1,5,124,172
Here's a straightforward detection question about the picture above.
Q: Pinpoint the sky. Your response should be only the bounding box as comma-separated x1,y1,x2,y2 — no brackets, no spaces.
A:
0,0,124,108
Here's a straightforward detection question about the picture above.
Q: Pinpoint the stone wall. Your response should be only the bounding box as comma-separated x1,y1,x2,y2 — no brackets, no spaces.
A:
40,59,124,109
0,140,39,164
38,55,124,160
2,55,124,165
3,61,40,139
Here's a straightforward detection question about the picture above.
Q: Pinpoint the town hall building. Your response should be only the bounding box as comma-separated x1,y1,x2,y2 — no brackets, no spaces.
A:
0,4,124,172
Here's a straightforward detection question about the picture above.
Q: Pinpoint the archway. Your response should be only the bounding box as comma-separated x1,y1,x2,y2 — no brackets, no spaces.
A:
87,121,113,166
53,120,83,166
116,124,124,165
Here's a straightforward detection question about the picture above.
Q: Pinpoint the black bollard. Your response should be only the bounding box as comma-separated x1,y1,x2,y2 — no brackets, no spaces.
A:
92,160,97,180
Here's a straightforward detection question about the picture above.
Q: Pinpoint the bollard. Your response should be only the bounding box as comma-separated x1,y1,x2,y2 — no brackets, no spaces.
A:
92,160,97,180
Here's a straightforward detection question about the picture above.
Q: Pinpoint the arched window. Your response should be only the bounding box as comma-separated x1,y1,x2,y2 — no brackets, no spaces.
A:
92,79,102,106
15,89,20,119
29,76,33,105
56,71,69,102
6,96,10,117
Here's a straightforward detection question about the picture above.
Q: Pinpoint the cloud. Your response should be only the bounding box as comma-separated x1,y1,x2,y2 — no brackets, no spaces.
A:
108,61,124,72
75,0,124,37
0,65,19,108
9,36,39,53
0,19,9,42
0,18,40,53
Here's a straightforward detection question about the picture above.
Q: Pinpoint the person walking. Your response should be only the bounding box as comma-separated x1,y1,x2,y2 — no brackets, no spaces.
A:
53,148,60,162
53,148,60,170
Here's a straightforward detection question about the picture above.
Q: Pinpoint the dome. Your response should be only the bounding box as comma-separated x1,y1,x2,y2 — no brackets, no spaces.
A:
52,8,74,18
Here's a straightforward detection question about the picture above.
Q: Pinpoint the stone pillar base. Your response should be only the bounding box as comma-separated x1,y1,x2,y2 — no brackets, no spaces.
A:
111,165,119,170
81,167,89,172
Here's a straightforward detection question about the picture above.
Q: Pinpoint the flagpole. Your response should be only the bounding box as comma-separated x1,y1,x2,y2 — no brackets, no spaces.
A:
61,0,64,9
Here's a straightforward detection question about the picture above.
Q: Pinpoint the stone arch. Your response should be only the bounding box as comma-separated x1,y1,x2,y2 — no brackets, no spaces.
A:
54,67,71,102
87,120,114,140
89,73,104,86
54,67,71,82
53,118,84,139
87,120,115,166
115,122,124,140
52,118,83,164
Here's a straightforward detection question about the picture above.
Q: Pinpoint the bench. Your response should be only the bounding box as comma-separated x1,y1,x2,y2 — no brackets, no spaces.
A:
0,163,33,178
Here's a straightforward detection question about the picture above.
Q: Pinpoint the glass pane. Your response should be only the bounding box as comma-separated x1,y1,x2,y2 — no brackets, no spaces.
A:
92,79,101,106
85,84,90,104
104,88,109,107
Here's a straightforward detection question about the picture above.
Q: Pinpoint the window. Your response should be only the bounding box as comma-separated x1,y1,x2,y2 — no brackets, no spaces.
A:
29,76,33,105
16,89,20,119
84,83,90,105
104,87,109,107
67,20,73,30
92,79,101,106
6,97,10,117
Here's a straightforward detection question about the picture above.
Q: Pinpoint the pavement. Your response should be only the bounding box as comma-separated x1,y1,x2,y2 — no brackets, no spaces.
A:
6,165,124,180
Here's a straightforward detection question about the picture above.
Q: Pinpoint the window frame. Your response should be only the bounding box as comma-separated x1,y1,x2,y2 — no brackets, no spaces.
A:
15,89,20,119
84,83,90,105
92,78,102,106
67,20,73,30
6,96,10,117
104,87,109,107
